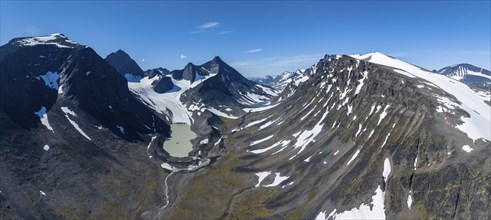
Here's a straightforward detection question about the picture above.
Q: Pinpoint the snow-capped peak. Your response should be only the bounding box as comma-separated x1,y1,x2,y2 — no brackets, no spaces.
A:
350,52,428,74
438,63,491,81
12,33,80,48
350,52,491,142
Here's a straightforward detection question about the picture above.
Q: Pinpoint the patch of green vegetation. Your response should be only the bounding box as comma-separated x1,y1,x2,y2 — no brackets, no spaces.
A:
102,202,125,219
414,202,436,219
166,153,250,219
227,188,279,219
285,207,306,219
57,207,75,219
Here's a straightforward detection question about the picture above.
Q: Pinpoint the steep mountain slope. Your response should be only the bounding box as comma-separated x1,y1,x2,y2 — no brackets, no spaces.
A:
0,34,172,219
180,56,277,113
105,49,145,82
162,53,490,219
437,63,491,90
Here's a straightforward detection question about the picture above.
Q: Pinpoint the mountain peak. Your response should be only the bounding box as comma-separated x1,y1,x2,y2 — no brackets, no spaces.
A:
212,56,224,63
438,63,491,75
115,49,128,54
349,52,394,61
436,63,491,90
108,49,131,58
105,49,145,78
9,33,80,48
48,33,66,37
446,63,482,69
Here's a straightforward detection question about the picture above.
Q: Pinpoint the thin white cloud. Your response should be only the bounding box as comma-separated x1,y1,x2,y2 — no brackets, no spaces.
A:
216,30,233,35
180,54,187,59
198,22,220,29
24,26,40,35
141,59,145,62
247,49,263,53
230,61,262,68
190,30,206,34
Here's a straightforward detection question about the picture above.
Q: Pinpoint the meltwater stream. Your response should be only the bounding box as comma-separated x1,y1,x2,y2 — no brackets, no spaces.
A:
141,123,210,219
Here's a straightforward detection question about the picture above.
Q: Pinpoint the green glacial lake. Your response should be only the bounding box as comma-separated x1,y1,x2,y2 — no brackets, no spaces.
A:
163,124,197,158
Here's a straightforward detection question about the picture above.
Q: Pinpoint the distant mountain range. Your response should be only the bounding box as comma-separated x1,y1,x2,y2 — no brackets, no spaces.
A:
1,34,490,219
249,69,305,90
252,62,491,91
437,63,491,90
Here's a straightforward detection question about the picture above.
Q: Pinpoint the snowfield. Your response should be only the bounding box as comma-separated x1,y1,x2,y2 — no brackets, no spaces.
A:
128,72,214,124
17,33,78,48
35,106,54,132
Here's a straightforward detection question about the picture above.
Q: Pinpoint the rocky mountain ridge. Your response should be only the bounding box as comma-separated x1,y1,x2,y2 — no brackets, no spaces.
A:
163,53,490,219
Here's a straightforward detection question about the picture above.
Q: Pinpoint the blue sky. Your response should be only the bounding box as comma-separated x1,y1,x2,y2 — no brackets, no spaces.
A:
1,1,490,76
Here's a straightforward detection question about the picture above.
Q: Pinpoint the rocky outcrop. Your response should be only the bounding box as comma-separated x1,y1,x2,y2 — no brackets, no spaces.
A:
170,63,204,83
180,56,272,114
146,67,170,79
152,76,174,93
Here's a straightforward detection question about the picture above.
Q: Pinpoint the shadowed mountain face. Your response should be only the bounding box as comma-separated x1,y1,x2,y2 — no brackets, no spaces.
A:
0,35,170,141
437,63,491,90
0,34,171,219
180,56,270,109
105,49,145,81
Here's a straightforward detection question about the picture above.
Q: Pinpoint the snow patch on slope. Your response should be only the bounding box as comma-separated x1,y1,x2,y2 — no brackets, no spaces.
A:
61,107,92,140
462,145,473,153
35,106,54,132
206,107,239,119
255,171,270,187
251,135,274,146
264,172,289,187
321,157,391,219
346,150,360,165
